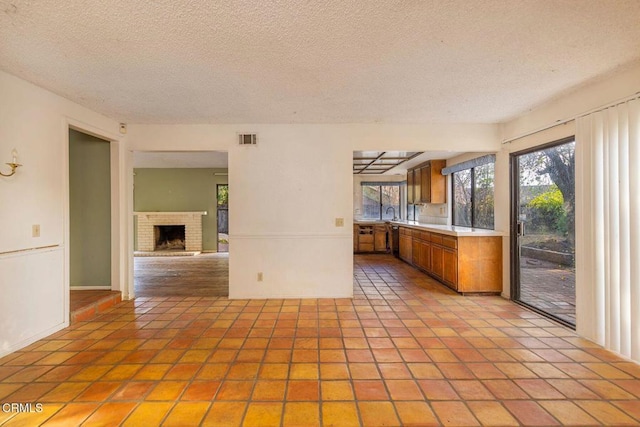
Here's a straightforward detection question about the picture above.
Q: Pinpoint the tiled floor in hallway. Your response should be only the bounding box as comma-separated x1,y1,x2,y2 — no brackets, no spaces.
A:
1,254,639,426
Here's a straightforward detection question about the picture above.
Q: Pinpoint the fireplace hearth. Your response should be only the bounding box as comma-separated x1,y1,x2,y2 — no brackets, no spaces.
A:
154,225,186,251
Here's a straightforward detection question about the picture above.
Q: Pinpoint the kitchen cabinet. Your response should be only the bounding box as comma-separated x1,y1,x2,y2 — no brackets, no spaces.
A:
413,167,422,204
430,243,444,279
354,223,388,253
443,248,458,288
397,225,502,294
374,225,387,252
407,160,447,204
407,169,415,204
412,237,421,266
399,227,412,262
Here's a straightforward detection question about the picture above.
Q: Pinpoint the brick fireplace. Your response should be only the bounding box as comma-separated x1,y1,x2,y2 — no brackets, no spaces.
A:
135,211,207,252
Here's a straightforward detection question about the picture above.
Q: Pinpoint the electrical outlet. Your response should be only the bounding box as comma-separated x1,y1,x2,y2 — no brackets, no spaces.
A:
439,207,445,215
257,272,263,282
32,224,40,237
335,218,344,227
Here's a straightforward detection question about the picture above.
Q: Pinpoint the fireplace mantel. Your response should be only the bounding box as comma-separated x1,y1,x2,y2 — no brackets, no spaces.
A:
135,212,207,252
134,211,207,217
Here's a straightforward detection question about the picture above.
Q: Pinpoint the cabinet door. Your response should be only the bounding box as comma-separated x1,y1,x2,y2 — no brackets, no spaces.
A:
414,167,422,203
431,244,443,279
407,169,415,204
412,238,421,266
443,248,458,289
430,160,447,204
374,228,387,252
419,240,431,272
399,235,412,262
421,165,431,203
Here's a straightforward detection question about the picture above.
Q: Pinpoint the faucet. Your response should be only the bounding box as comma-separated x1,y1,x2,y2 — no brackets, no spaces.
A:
385,206,398,221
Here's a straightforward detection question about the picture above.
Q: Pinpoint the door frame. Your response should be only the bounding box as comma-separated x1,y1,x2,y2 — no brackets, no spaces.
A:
216,183,229,252
509,135,576,328
64,120,124,321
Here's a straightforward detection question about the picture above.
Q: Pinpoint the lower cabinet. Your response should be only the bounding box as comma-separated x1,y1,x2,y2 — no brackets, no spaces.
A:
442,248,458,288
354,223,389,253
399,228,412,262
430,244,444,280
374,226,387,252
397,226,502,294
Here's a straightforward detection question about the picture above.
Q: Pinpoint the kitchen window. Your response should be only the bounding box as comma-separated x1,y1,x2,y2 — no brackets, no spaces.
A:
361,182,403,221
450,159,495,229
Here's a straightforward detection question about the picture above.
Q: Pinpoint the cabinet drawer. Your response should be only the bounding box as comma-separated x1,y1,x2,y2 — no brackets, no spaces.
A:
419,231,430,241
400,227,413,237
442,236,457,249
359,243,374,252
430,233,443,245
359,234,374,244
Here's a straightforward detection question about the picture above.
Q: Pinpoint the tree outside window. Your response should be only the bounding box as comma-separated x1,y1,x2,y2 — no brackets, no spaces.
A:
362,184,401,220
453,163,494,229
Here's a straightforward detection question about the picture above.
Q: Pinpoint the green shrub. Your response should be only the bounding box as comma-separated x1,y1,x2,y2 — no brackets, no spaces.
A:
527,186,567,234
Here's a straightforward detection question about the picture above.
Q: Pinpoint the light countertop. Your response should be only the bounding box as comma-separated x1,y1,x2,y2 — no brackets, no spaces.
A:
390,220,506,237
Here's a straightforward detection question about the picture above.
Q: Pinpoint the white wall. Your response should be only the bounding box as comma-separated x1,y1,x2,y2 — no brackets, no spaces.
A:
0,70,122,356
127,123,499,299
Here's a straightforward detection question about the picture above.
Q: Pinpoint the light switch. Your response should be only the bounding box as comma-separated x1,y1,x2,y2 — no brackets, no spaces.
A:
335,218,344,227
32,224,40,237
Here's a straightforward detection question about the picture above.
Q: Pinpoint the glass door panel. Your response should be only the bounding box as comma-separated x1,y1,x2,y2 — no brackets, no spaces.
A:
512,139,576,326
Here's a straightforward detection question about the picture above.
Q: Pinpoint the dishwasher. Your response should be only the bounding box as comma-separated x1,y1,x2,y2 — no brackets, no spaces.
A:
391,225,400,257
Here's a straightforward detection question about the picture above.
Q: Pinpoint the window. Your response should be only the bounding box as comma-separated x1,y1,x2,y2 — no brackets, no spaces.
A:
361,183,403,220
452,162,494,229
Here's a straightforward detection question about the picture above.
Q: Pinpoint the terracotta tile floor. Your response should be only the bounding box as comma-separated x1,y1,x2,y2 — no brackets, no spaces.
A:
1,254,639,426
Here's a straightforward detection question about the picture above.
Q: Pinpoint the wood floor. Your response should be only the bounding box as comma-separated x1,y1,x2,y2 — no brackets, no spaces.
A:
134,253,229,297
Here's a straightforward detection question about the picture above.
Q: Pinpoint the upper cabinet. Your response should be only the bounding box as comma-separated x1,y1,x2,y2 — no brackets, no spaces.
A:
407,160,447,204
407,169,415,204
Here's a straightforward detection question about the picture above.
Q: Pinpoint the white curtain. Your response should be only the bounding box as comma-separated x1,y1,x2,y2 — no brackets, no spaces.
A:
575,98,640,362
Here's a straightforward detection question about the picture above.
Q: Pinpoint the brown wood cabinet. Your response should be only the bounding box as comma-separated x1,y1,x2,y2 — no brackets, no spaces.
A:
407,160,447,204
354,223,388,253
397,226,502,294
407,169,415,204
399,227,412,262
413,167,422,204
374,226,387,252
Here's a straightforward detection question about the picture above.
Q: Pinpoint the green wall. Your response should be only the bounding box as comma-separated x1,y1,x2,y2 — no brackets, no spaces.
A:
134,168,228,251
69,129,111,287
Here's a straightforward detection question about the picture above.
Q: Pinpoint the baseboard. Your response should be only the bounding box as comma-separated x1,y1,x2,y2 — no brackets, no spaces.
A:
0,322,68,358
69,286,112,290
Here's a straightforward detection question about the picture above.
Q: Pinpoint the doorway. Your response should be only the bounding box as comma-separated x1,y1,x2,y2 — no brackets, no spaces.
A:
68,128,121,321
132,151,229,297
511,137,576,327
217,184,229,252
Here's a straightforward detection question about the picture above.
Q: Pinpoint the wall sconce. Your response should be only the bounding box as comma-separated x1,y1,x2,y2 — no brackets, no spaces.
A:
0,149,22,177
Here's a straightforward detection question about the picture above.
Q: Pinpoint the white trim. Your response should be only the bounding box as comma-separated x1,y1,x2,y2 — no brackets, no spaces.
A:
69,286,113,290
0,322,68,359
64,118,123,326
0,244,60,258
502,91,640,144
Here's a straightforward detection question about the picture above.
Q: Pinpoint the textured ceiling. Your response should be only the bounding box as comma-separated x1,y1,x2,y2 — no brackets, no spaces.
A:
2,0,640,124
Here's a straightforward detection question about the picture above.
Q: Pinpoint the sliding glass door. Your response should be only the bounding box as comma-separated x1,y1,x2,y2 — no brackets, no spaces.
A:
511,138,576,326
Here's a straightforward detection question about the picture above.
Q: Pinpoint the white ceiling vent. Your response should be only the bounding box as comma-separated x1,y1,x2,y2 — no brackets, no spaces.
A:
238,134,257,145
